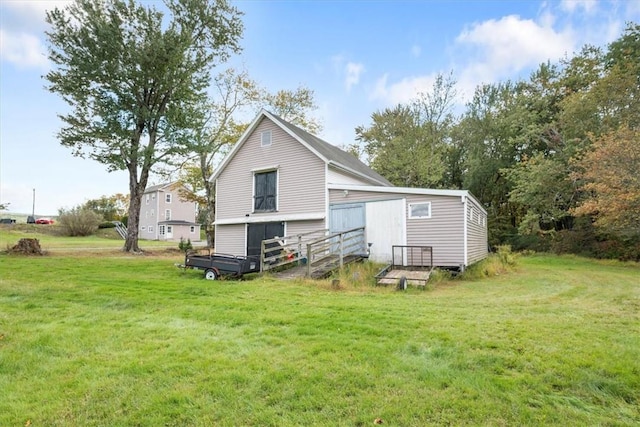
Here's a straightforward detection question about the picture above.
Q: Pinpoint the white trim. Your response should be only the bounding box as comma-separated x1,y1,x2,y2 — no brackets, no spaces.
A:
328,183,487,215
463,196,468,267
251,165,279,173
215,211,325,225
327,162,389,187
408,202,432,219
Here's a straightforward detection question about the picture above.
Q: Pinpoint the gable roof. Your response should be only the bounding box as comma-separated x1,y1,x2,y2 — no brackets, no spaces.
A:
211,109,392,186
143,182,182,194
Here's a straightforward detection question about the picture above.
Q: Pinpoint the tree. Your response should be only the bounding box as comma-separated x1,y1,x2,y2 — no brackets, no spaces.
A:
177,68,262,247
264,86,322,134
0,202,9,211
571,125,640,236
83,194,129,221
356,73,457,188
45,0,243,252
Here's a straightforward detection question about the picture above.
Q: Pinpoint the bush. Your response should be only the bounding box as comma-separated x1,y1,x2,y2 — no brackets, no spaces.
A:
57,207,102,236
178,237,193,254
98,222,116,229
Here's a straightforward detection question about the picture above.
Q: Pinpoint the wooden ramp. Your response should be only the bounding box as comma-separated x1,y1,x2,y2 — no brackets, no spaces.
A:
376,268,432,287
272,254,365,280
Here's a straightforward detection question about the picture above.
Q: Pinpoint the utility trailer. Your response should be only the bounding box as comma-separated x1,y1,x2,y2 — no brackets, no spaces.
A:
182,252,260,280
375,245,433,289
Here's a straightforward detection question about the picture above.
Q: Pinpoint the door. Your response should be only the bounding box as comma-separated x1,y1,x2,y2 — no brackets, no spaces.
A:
365,199,406,263
329,203,366,253
166,225,173,240
247,222,285,260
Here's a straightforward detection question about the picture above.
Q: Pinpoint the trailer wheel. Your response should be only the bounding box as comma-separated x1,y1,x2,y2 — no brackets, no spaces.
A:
204,269,218,280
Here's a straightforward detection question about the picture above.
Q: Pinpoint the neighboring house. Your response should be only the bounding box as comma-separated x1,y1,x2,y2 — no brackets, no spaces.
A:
139,182,201,242
211,109,487,270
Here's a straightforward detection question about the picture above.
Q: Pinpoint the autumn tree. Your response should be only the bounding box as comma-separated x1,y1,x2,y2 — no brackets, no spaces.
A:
571,126,640,236
45,0,243,252
83,194,129,221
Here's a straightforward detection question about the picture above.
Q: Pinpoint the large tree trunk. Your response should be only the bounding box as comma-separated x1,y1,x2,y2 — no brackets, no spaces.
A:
205,181,215,248
124,183,143,252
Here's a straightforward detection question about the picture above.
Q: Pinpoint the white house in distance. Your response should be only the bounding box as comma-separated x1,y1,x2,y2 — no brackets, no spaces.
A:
211,109,487,270
138,182,201,242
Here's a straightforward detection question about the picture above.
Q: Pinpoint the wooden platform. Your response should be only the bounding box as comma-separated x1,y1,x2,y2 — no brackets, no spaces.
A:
272,254,365,280
377,268,432,287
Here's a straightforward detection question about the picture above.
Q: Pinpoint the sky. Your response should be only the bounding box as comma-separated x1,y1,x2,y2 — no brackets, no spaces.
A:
1,0,639,216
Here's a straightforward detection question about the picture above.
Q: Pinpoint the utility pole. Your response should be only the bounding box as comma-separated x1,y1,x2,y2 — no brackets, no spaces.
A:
32,188,35,217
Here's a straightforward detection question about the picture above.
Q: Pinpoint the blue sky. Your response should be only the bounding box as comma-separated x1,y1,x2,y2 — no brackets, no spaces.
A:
1,0,639,215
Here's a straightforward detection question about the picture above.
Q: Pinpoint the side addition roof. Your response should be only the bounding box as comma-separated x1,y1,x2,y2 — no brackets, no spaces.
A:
211,109,392,186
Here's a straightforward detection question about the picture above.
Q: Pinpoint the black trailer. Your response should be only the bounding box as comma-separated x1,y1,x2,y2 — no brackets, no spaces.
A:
182,253,260,280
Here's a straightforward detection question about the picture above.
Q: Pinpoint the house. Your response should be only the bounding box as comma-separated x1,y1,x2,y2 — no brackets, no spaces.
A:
139,182,201,242
211,109,487,270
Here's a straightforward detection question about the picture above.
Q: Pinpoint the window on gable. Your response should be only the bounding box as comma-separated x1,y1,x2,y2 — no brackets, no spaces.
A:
166,193,172,203
254,170,277,212
261,130,272,147
408,202,431,219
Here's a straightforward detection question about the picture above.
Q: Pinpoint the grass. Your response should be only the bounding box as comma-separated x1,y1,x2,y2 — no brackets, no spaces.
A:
0,224,182,253
0,247,638,425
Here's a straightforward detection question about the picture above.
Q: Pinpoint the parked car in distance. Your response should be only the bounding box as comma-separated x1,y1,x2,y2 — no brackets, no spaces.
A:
0,218,16,224
35,218,55,224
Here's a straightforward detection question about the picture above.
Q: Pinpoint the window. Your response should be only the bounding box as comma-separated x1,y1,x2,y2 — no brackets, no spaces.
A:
408,202,431,219
148,226,154,233
261,130,272,147
146,194,150,205
468,207,475,222
141,226,146,231
167,226,173,234
165,193,172,203
190,226,195,233
159,225,165,235
254,170,277,212
151,209,154,217
165,209,171,220
152,194,155,200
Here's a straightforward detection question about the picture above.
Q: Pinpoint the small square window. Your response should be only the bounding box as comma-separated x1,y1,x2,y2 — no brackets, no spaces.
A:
166,194,172,203
261,130,272,147
190,226,195,233
146,194,150,205
148,226,154,233
408,202,431,219
141,226,146,231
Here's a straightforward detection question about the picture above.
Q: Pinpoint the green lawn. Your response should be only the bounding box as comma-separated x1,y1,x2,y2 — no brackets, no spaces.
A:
0,252,638,426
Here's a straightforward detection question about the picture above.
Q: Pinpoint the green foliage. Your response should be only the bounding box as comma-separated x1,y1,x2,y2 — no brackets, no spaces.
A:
57,206,103,237
83,194,129,221
178,237,193,254
45,0,243,252
98,222,116,229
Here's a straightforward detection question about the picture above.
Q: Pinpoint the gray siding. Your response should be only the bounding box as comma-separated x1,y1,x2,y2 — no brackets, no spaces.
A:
466,197,488,264
139,184,198,240
285,220,327,239
216,117,326,221
329,189,467,267
215,224,246,255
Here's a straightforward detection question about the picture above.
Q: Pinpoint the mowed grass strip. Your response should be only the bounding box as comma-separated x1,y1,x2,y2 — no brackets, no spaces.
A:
0,253,638,426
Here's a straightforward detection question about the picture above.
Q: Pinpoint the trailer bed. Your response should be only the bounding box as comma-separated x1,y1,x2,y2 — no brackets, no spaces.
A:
183,253,259,280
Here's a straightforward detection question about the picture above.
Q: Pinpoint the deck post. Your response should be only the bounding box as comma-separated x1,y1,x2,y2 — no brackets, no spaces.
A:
339,233,344,268
306,243,312,277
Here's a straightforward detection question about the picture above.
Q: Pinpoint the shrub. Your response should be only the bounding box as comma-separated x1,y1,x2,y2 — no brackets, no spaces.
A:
98,222,116,229
178,237,193,254
57,206,102,236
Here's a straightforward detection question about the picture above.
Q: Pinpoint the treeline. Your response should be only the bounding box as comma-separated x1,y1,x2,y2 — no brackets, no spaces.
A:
355,23,640,260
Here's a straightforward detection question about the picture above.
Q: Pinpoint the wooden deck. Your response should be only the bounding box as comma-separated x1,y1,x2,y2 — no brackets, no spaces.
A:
272,254,365,280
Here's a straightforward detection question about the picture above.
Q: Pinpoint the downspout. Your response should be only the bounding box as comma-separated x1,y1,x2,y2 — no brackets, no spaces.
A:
462,195,468,269
156,191,160,240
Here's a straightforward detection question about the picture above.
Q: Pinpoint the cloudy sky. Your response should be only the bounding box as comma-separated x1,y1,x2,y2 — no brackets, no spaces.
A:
1,0,638,215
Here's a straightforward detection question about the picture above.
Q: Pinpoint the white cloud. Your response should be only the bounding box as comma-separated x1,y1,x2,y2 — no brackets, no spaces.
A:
456,15,574,76
370,73,438,105
2,1,70,29
345,62,364,92
0,29,49,69
369,14,577,106
560,0,598,14
411,44,421,58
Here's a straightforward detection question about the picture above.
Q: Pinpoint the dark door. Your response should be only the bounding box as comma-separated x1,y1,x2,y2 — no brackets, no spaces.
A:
247,222,285,260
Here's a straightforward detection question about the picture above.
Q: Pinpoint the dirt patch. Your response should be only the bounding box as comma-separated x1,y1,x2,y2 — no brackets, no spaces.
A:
8,238,45,255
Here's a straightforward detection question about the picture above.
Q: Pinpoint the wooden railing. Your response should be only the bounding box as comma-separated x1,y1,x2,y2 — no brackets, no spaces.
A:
391,245,433,268
260,229,328,273
306,227,367,278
